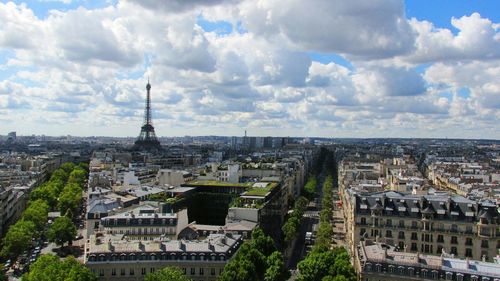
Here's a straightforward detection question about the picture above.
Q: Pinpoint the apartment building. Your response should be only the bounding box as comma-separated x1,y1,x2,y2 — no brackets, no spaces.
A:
355,241,500,281
344,190,499,261
100,207,189,240
85,233,242,281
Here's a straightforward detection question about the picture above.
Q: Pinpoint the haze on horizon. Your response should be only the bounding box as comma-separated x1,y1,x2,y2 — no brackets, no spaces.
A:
0,0,499,139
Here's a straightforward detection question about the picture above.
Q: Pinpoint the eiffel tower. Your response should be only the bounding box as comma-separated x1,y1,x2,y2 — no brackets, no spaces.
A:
134,79,161,151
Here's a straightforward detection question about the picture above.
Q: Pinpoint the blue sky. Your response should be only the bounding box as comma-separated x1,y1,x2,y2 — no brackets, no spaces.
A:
0,0,499,138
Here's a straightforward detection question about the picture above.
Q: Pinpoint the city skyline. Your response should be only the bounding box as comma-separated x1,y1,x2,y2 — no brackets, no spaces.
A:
0,0,499,139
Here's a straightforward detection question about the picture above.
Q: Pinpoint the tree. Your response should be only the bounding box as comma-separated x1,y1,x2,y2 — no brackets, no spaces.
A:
47,216,77,247
218,258,258,281
251,228,276,256
145,267,192,281
23,255,96,281
1,220,36,259
22,199,50,231
297,250,336,281
58,183,82,217
60,162,76,174
68,168,87,186
303,177,317,199
264,251,289,281
50,169,69,183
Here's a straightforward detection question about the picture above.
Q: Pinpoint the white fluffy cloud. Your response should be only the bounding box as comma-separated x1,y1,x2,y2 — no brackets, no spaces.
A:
238,0,415,59
0,0,498,138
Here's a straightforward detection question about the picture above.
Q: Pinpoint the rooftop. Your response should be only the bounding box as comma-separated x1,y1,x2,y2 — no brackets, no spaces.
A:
185,180,253,188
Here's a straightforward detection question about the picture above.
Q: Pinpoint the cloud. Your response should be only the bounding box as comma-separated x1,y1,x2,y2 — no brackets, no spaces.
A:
125,0,239,13
0,1,498,138
239,0,415,59
353,67,426,102
407,13,500,63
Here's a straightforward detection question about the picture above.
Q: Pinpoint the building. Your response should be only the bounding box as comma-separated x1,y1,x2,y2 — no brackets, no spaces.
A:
0,186,27,236
356,241,500,281
100,206,189,240
84,233,243,281
344,190,500,261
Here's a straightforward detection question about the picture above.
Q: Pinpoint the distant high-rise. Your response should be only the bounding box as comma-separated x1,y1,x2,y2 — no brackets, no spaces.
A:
134,80,161,151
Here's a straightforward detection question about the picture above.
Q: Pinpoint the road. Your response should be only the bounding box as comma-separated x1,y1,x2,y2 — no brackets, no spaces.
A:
287,167,326,269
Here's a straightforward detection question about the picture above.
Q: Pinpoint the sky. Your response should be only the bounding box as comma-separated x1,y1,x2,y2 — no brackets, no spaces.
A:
0,0,499,139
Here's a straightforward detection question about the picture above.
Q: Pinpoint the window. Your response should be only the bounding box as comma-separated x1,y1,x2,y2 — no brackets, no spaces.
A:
141,268,146,275
191,268,195,275
465,248,473,258
466,238,473,246
437,245,443,254
398,231,405,239
99,269,104,277
451,236,458,244
411,233,418,240
386,219,392,227
398,242,405,250
200,268,204,276
411,221,417,229
446,272,453,280
411,243,417,251
121,269,125,276
386,230,392,238
399,220,405,227
361,217,366,225
451,247,457,255
211,268,216,276
437,235,444,243
360,229,366,236
481,240,489,248
150,268,155,273
130,269,134,276
112,269,116,276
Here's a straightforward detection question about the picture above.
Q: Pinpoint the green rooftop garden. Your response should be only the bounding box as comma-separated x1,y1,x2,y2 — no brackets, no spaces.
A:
243,182,279,197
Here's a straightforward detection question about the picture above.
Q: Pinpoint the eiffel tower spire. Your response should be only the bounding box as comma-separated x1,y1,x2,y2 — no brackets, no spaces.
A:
134,80,161,151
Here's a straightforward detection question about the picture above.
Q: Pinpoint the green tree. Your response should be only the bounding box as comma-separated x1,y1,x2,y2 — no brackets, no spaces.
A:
264,251,289,281
251,227,276,256
23,255,96,281
303,177,317,199
58,183,82,217
297,250,336,281
47,216,77,247
144,267,192,281
1,220,35,259
0,271,6,281
50,169,69,183
60,162,76,174
22,199,50,231
68,168,87,186
282,216,300,243
218,258,258,281
29,183,58,207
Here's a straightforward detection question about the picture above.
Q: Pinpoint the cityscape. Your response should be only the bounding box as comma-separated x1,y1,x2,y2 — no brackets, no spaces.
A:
0,1,499,281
